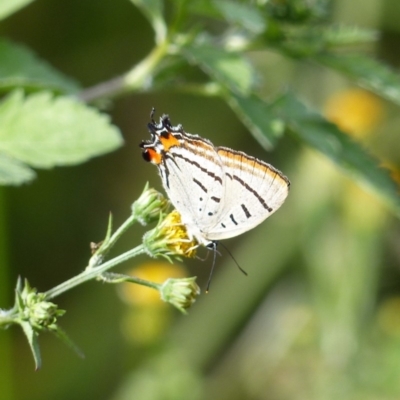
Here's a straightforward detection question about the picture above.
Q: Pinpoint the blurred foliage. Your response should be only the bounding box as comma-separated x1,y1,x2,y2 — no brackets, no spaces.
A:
0,0,400,399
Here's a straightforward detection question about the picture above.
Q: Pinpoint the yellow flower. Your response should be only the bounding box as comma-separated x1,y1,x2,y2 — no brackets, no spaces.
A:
143,210,198,259
324,88,384,138
118,263,190,343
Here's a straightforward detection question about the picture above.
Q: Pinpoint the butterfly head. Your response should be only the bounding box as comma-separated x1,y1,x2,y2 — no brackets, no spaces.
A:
140,114,184,164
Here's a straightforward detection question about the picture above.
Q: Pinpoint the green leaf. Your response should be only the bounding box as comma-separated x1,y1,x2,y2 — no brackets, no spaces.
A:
52,326,85,359
19,321,41,370
227,93,284,150
0,153,35,185
183,45,255,95
213,1,266,34
0,0,34,20
315,53,400,106
271,92,400,215
0,39,79,94
0,90,123,169
130,0,166,43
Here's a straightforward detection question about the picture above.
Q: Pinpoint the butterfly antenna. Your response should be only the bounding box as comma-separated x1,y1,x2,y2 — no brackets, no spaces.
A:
150,107,156,123
218,242,248,276
206,242,218,293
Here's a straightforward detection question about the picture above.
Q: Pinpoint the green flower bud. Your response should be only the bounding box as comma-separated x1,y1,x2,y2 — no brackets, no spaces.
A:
160,277,200,313
18,280,65,331
132,186,170,225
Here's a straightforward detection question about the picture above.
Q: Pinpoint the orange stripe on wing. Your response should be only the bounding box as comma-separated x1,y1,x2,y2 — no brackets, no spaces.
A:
159,132,181,151
217,148,290,187
183,138,218,161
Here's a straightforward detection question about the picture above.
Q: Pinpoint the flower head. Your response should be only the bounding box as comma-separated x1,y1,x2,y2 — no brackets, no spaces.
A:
159,277,201,313
13,279,81,370
143,210,198,260
132,184,170,225
16,279,65,331
324,88,384,138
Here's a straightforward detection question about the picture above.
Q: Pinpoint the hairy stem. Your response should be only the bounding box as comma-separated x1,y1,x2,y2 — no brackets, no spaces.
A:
45,244,146,300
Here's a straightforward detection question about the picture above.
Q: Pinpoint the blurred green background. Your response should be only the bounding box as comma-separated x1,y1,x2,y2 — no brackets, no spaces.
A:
1,0,400,399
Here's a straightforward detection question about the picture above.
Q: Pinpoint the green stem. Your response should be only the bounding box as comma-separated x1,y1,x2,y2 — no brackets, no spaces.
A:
124,38,170,90
174,82,223,97
0,312,18,327
45,244,146,300
106,214,136,250
78,38,170,102
88,214,138,269
100,272,161,290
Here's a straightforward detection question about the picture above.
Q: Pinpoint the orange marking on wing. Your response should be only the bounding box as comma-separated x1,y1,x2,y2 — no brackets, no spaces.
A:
183,137,217,161
147,148,162,164
159,133,180,151
218,149,257,170
218,149,289,185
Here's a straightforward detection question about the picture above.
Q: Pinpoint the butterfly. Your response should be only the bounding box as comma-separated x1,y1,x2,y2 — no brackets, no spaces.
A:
140,111,290,249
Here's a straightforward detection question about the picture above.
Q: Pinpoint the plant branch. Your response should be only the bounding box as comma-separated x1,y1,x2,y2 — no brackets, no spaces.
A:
44,244,146,300
99,272,161,290
0,311,18,326
78,38,170,102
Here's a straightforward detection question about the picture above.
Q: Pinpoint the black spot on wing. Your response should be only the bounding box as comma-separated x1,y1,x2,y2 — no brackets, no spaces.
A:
241,204,251,218
230,214,238,225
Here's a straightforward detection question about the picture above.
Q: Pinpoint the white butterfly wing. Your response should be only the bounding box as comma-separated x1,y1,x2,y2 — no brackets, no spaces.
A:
158,140,227,244
204,147,290,240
